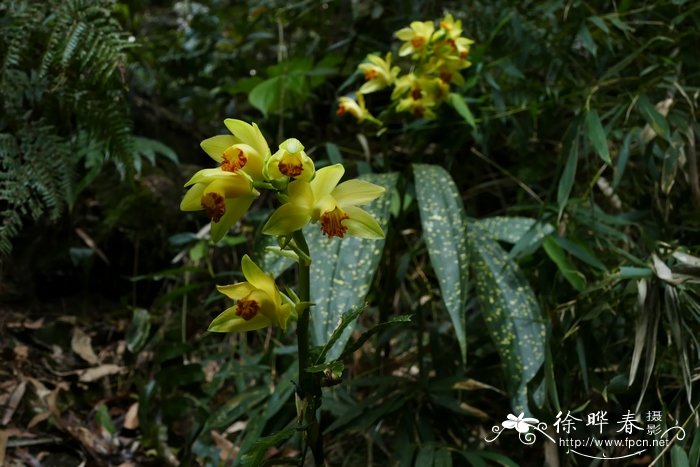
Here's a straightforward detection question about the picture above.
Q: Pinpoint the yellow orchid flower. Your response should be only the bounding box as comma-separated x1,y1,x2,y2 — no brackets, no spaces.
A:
209,255,293,332
438,13,463,39
396,95,437,119
199,119,271,181
265,138,315,182
262,164,385,239
336,94,382,125
392,73,441,116
337,93,369,121
395,20,435,57
180,169,259,242
358,52,400,94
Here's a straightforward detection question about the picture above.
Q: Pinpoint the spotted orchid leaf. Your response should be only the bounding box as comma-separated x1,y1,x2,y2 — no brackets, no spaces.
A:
413,163,469,363
306,172,397,360
469,224,546,414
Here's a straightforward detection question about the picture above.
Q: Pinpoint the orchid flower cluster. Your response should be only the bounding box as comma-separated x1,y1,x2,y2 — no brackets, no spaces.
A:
337,13,474,123
180,119,386,333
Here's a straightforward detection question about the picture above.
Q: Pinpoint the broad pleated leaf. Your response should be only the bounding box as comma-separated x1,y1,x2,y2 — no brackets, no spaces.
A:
306,172,397,360
413,164,469,363
469,224,546,413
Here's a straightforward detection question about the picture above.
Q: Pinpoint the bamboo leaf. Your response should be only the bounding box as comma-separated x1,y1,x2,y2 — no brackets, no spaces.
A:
413,164,469,363
447,92,476,129
557,118,581,220
542,236,586,291
306,172,397,360
469,224,546,413
239,426,296,467
585,110,611,164
637,95,671,142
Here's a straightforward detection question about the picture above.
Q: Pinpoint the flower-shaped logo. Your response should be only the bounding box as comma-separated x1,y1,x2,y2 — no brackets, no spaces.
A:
502,413,539,434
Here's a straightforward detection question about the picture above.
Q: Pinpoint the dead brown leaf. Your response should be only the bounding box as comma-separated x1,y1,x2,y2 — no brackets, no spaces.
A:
78,364,124,383
71,328,99,365
0,430,8,467
27,411,51,429
211,430,238,462
1,380,26,425
13,345,29,361
123,403,139,430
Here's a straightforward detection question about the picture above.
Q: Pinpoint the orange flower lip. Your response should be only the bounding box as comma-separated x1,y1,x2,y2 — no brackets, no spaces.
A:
320,207,350,238
236,298,259,320
201,192,226,222
221,147,248,172
364,68,379,81
411,36,426,49
279,160,303,177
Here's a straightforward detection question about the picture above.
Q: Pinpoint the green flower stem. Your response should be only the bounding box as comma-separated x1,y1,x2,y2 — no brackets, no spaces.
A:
292,230,324,465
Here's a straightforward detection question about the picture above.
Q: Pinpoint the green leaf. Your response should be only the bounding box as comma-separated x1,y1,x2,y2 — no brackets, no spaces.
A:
414,164,469,363
447,93,476,129
558,132,579,216
95,404,116,435
542,236,585,291
617,267,653,279
637,95,671,141
671,445,690,467
126,308,151,353
341,314,412,359
316,305,366,364
473,216,553,245
307,360,344,374
240,426,296,467
325,142,343,164
554,237,607,271
588,16,610,34
306,172,397,360
434,449,453,467
264,361,298,421
688,428,700,467
613,131,634,189
249,76,282,117
577,24,597,57
585,110,611,164
468,224,546,413
415,446,435,467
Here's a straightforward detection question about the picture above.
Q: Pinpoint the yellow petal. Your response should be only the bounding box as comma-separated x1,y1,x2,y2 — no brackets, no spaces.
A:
245,288,280,326
201,135,240,162
262,202,312,236
184,168,246,187
241,255,277,302
224,119,270,164
333,179,385,207
208,177,258,199
210,196,255,242
288,179,314,208
395,27,414,41
216,282,256,300
343,206,384,239
208,306,271,332
180,183,206,211
310,164,344,201
277,303,292,331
